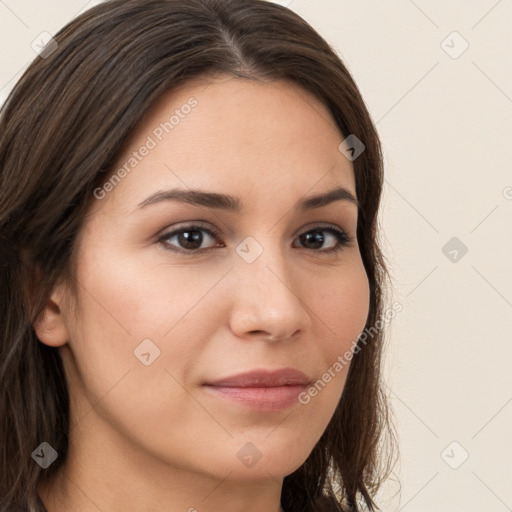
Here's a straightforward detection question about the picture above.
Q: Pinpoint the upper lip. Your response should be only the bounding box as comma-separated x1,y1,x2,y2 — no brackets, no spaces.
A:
203,368,312,388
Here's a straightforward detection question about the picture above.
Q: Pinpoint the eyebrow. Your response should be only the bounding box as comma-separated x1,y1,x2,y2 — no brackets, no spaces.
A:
136,186,359,212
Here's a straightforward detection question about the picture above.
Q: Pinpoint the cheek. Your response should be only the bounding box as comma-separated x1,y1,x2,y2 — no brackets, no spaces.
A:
310,259,370,356
66,245,206,400
65,246,223,451
297,260,370,406
74,242,218,341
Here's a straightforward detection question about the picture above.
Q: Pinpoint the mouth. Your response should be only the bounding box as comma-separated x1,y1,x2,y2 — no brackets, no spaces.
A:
202,368,312,412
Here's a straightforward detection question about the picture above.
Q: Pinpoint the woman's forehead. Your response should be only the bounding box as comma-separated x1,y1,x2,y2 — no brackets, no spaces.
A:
94,77,355,214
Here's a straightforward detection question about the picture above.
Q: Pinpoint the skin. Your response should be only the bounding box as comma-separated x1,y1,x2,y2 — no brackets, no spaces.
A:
35,75,370,512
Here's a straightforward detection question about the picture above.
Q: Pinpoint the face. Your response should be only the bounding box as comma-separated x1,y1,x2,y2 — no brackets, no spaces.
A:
40,76,370,485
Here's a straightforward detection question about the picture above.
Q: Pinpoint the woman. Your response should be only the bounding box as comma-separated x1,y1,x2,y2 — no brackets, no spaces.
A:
0,0,398,510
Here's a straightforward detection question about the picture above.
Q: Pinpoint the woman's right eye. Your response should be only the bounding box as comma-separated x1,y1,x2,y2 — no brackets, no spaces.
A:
158,224,224,254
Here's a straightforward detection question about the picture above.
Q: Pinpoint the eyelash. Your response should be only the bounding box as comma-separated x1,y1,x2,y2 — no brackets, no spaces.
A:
157,222,354,256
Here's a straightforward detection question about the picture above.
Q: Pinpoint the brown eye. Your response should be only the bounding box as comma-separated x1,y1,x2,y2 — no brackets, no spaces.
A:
159,224,223,253
294,226,353,253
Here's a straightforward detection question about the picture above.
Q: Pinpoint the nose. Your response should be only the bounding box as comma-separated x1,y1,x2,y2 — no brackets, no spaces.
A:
227,242,312,343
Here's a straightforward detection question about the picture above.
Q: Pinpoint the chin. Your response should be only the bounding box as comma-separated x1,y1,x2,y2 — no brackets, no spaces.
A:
212,432,315,481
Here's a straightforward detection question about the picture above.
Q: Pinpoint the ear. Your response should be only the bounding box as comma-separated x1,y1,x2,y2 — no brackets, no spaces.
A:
33,283,70,348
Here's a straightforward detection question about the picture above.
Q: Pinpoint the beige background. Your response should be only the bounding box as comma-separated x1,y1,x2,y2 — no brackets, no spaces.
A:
1,1,511,510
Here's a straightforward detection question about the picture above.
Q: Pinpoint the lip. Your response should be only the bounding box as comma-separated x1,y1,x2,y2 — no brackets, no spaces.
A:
202,368,312,412
203,368,312,387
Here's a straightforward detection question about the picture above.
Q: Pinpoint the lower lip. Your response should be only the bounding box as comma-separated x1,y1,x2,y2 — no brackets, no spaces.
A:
203,385,307,412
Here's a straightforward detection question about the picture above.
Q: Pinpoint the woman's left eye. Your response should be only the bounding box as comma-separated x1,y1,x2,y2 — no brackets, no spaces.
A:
158,223,354,255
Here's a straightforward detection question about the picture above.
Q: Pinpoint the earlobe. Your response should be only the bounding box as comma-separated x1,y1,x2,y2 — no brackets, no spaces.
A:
33,287,70,348
25,263,70,347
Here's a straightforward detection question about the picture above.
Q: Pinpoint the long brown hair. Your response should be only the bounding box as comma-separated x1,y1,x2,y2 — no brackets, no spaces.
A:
0,1,398,510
